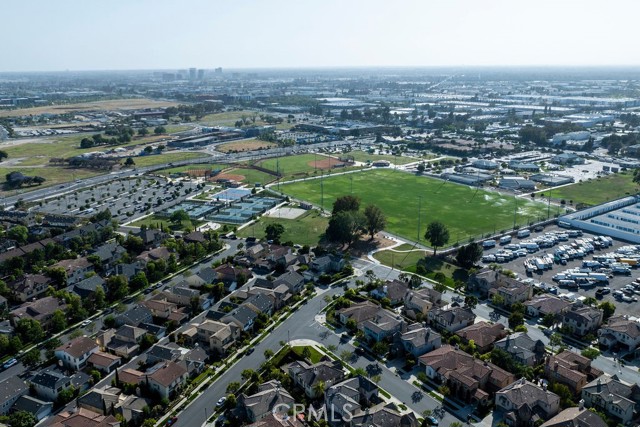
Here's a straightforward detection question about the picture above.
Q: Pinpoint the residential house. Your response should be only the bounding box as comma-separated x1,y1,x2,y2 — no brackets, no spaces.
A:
239,380,296,422
160,286,211,311
69,275,105,300
52,257,94,285
12,395,53,421
495,378,561,427
427,306,476,333
181,346,208,377
117,368,145,387
101,325,147,357
87,351,122,374
51,407,120,427
0,376,28,415
325,376,378,424
525,295,572,319
214,263,252,291
146,361,188,399
310,254,344,274
10,274,52,302
544,350,603,394
285,359,345,398
400,324,442,357
494,332,546,366
10,296,65,330
245,413,304,427
597,315,640,353
244,293,275,317
183,231,206,244
141,299,185,322
456,321,507,353
540,405,607,427
194,319,240,354
562,306,603,337
581,375,640,424
221,305,258,331
145,343,183,365
91,242,126,270
135,229,167,248
273,270,305,295
337,301,380,325
55,336,99,371
348,402,419,427
403,288,443,320
114,262,144,280
370,280,409,306
419,345,515,406
77,386,120,415
116,395,153,424
468,269,524,298
361,308,406,342
488,281,533,307
136,246,173,264
30,369,73,401
116,305,153,327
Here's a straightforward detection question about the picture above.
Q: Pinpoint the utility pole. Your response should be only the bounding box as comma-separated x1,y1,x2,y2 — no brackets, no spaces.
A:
417,196,422,242
513,193,518,230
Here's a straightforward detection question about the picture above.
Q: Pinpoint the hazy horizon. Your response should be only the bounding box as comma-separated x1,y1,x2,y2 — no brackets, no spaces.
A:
3,0,640,72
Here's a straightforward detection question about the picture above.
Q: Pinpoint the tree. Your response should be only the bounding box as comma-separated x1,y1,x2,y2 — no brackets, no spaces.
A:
491,294,505,306
371,341,389,356
550,382,574,408
154,126,166,135
50,309,67,333
264,349,274,359
325,210,365,247
424,221,450,255
301,347,312,360
464,295,478,309
549,333,563,349
312,380,326,397
226,382,240,393
170,209,189,224
363,204,387,239
0,150,8,161
105,275,129,302
455,242,483,269
138,127,149,136
598,301,616,321
581,347,601,360
7,225,28,245
129,272,149,291
124,157,135,166
22,349,41,367
15,318,44,344
8,411,37,427
332,195,360,214
508,311,524,329
265,223,285,242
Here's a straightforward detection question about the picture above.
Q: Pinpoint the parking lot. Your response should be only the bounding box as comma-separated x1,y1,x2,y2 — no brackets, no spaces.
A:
35,176,201,224
480,224,640,318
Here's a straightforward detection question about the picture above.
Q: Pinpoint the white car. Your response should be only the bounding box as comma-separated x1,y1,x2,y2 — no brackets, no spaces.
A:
81,320,92,327
216,397,226,407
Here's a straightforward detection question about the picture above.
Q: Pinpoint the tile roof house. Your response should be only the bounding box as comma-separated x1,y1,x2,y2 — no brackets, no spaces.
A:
273,270,305,295
494,332,546,367
581,374,640,424
544,350,603,394
68,275,106,300
100,325,147,357
597,315,640,353
52,257,94,285
525,295,572,319
325,375,378,424
488,281,533,307
361,308,406,342
0,376,28,415
456,321,507,353
419,345,515,405
135,228,168,248
239,380,296,423
245,413,304,427
427,306,476,333
9,273,52,302
399,324,442,357
562,306,603,337
403,288,443,320
468,269,523,298
91,242,126,270
370,280,409,306
193,319,240,354
116,395,153,424
146,361,188,399
285,359,346,398
136,246,173,264
87,351,122,374
348,402,419,427
55,336,99,371
495,378,561,427
77,386,120,416
540,405,607,427
10,296,65,329
337,301,380,325
51,407,120,427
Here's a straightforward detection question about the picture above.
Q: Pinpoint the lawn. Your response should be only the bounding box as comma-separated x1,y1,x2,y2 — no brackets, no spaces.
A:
543,172,639,207
198,110,293,130
129,152,210,168
0,166,102,195
237,209,328,246
255,153,362,180
216,138,277,153
128,214,204,230
155,164,229,176
279,169,548,244
223,167,276,185
0,98,179,118
291,345,324,364
344,150,420,165
373,244,468,283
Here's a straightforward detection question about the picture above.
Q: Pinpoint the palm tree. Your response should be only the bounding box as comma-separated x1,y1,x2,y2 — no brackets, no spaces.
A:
312,380,325,398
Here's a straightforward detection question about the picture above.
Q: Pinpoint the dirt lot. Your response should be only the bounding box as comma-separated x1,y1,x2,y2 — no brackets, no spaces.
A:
481,224,640,317
216,139,277,153
213,173,245,182
0,98,179,117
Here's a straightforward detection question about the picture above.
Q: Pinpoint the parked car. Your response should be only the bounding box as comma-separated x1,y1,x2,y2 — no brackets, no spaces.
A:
425,416,439,426
216,397,227,408
2,358,18,370
166,417,178,426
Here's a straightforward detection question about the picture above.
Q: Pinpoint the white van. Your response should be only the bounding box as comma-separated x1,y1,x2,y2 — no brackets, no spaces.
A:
517,229,531,239
483,240,497,249
499,235,512,245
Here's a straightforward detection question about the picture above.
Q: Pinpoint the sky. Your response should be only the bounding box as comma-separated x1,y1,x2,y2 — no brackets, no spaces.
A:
2,0,640,72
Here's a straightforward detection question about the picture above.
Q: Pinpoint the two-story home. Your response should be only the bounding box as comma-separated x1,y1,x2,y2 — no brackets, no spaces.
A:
239,381,296,423
337,301,380,325
214,263,252,291
597,315,640,354
427,306,476,333
116,305,153,327
221,305,258,332
400,324,442,357
525,295,572,320
100,325,148,357
285,359,345,399
494,332,546,366
194,319,240,354
52,257,94,285
562,306,603,337
0,376,28,415
273,270,305,295
91,242,126,271
468,269,523,298
370,280,409,306
489,282,533,307
403,288,443,320
324,376,378,425
349,402,419,427
361,309,406,342
419,345,514,406
10,274,52,302
456,321,507,353
146,361,188,399
544,350,603,394
495,379,561,427
540,404,607,427
30,369,73,401
68,275,105,300
581,375,640,424
10,296,66,330
55,336,99,371
87,351,122,374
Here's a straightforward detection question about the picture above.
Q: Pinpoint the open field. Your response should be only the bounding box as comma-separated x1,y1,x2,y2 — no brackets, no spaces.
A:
0,98,179,118
220,167,276,185
216,138,277,153
0,166,102,195
344,150,420,165
128,152,210,168
255,153,362,180
279,169,549,244
155,164,229,176
544,172,639,207
198,110,293,130
129,214,204,231
237,209,328,246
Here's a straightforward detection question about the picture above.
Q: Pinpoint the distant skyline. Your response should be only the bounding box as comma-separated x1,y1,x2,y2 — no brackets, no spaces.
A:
3,0,640,72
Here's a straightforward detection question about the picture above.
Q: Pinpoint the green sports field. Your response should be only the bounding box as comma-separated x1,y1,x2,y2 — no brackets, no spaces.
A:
279,169,548,244
257,154,329,176
237,209,328,246
543,172,639,207
344,150,420,165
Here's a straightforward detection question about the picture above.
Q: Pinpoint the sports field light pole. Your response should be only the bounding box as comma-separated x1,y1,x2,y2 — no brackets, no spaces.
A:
513,193,518,230
320,170,324,212
417,196,423,243
547,193,551,220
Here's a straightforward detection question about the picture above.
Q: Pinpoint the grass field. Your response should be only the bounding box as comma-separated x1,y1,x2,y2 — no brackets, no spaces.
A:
544,172,639,206
344,150,420,165
155,164,229,176
237,209,328,246
128,214,204,230
216,138,277,153
0,166,102,195
255,153,362,180
130,152,210,168
280,169,548,244
0,98,179,118
198,110,293,130
223,167,276,185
